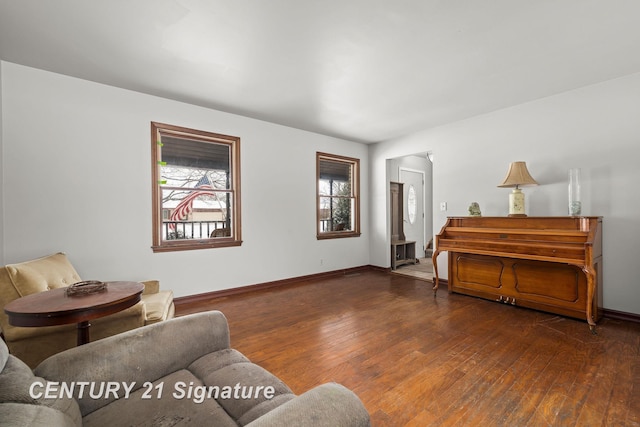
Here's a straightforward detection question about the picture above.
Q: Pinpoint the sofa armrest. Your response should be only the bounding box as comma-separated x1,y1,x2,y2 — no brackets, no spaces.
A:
34,311,231,416
246,383,370,427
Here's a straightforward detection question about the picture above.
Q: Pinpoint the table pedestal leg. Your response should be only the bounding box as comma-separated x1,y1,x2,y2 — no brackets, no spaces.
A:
77,320,91,345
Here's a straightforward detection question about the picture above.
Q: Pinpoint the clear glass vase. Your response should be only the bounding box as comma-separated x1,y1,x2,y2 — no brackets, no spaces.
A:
568,168,582,216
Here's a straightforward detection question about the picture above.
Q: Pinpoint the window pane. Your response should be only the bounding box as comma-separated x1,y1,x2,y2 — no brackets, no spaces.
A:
319,159,351,181
161,167,230,191
318,160,352,196
161,189,232,241
319,197,354,232
318,179,353,197
161,139,231,190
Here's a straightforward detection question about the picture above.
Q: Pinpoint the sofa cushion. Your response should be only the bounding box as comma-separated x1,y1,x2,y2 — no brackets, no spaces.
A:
4,252,81,297
188,348,250,372
82,369,237,427
188,349,295,425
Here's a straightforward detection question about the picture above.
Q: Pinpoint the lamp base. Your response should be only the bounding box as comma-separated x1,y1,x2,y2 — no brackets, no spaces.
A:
508,213,528,217
508,188,526,216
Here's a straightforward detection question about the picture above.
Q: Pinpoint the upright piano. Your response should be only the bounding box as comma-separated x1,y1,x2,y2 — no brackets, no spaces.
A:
432,216,603,331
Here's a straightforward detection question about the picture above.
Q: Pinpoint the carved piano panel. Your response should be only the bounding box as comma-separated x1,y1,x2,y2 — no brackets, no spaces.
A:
433,217,603,331
453,254,504,290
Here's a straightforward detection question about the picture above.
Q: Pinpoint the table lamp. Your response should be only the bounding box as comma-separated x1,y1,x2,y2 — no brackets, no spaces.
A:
498,161,538,217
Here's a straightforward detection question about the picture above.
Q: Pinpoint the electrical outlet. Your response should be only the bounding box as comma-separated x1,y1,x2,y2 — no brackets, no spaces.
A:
440,202,447,211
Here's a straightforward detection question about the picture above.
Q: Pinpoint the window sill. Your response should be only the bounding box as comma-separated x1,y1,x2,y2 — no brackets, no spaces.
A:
152,239,242,253
317,232,361,240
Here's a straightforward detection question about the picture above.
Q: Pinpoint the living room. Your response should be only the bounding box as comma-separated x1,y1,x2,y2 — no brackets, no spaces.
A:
1,2,638,317
1,1,639,425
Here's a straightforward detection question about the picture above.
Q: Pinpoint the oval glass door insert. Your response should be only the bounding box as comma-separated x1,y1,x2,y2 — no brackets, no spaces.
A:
407,184,417,224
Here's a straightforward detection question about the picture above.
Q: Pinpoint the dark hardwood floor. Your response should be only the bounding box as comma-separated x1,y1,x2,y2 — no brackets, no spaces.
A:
176,270,640,426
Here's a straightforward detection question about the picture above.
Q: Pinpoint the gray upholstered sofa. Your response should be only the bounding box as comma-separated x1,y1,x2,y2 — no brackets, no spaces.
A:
0,310,370,426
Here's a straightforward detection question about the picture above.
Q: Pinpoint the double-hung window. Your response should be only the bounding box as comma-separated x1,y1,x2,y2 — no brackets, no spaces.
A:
151,122,241,252
316,152,360,239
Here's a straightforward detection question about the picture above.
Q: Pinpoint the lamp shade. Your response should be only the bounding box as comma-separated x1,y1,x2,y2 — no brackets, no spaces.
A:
498,161,538,188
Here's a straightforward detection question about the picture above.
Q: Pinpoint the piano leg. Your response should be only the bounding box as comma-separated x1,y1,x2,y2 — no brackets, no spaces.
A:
582,266,598,334
431,249,441,297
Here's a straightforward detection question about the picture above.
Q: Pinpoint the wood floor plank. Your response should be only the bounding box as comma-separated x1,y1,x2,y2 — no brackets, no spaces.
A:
175,270,640,426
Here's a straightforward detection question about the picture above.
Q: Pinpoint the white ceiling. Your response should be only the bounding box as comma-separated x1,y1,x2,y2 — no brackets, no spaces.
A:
2,1,640,143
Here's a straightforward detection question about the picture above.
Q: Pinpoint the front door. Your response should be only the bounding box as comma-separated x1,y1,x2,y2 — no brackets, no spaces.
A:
399,168,425,258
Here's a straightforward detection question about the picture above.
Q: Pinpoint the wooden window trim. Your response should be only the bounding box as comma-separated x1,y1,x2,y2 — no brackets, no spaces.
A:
151,122,242,252
316,152,361,240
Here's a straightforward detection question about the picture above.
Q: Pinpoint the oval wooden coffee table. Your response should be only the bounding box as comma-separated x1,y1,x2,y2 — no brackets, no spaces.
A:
4,281,144,346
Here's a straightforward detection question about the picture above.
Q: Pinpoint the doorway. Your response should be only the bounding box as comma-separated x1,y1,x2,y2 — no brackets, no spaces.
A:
387,153,433,259
399,168,425,255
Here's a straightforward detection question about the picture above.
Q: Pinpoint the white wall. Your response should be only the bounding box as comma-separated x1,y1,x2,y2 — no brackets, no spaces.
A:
0,61,370,298
370,72,640,315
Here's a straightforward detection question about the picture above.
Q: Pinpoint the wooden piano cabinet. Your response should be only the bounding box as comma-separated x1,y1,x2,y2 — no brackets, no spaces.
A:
449,253,602,323
432,216,603,331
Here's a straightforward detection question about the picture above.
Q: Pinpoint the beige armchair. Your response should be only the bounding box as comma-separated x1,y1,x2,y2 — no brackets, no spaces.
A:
0,252,174,368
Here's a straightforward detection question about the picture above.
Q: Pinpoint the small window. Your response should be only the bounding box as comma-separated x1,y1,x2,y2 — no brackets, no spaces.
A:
316,152,360,239
151,122,241,252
